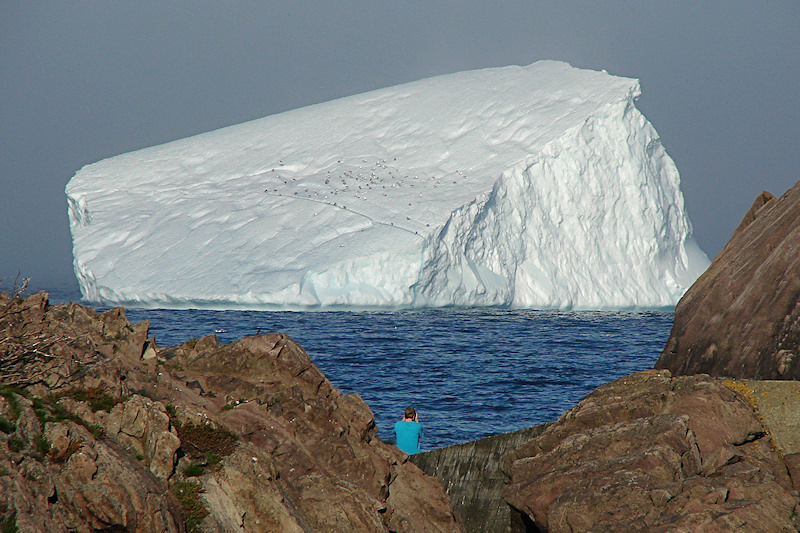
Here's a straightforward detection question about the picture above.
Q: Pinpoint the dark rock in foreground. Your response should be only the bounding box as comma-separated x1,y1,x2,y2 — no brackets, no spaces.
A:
501,370,800,532
656,180,800,379
0,292,462,532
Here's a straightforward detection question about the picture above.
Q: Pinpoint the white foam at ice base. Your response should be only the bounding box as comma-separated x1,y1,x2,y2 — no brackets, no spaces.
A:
66,61,709,310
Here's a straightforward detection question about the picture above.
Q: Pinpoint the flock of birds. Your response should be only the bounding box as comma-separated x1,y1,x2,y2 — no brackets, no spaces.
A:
261,158,469,232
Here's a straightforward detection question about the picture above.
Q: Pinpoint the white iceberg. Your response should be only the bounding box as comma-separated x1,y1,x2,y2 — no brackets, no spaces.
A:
66,61,709,310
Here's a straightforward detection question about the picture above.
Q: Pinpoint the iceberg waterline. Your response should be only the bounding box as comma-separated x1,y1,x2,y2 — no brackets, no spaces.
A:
66,61,709,310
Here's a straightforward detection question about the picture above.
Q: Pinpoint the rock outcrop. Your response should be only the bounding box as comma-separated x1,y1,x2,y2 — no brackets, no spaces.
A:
0,292,462,532
656,179,800,378
501,370,800,532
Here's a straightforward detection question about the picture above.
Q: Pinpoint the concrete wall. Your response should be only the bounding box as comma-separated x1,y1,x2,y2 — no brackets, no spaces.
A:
411,424,548,533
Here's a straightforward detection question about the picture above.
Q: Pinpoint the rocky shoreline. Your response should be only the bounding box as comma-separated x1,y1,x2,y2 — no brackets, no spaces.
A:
0,293,461,532
3,179,800,531
442,371,800,531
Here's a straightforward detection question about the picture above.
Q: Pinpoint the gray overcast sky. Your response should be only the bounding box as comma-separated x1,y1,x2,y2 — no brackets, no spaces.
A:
2,2,798,292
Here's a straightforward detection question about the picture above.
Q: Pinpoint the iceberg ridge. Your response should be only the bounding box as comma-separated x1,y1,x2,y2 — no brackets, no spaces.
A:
66,61,709,310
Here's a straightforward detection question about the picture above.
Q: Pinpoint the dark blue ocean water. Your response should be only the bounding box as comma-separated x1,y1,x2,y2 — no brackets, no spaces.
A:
116,307,673,450
37,287,672,450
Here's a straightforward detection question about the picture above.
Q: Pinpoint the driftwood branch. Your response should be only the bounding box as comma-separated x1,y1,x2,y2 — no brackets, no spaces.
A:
1,332,69,387
0,270,31,300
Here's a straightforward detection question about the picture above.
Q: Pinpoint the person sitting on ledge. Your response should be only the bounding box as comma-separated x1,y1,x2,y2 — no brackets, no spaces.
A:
393,406,423,454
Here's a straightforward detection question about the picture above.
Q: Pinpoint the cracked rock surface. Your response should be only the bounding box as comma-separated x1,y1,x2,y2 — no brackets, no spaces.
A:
0,292,462,532
502,370,800,532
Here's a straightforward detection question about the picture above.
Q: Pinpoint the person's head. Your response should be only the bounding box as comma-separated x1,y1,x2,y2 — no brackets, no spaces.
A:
404,406,417,420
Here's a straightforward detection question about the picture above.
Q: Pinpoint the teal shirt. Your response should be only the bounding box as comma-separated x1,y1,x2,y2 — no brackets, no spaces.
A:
393,420,423,454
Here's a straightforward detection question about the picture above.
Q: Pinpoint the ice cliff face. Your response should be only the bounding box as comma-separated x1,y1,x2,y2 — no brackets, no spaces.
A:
66,61,709,310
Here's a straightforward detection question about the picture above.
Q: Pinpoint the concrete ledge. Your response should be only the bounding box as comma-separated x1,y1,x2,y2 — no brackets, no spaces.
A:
410,424,548,533
740,380,800,455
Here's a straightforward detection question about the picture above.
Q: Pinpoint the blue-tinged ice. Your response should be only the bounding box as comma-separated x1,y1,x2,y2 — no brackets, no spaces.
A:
66,61,709,310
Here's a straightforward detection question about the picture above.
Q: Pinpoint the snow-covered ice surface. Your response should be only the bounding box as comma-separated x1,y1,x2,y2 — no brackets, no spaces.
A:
66,61,709,310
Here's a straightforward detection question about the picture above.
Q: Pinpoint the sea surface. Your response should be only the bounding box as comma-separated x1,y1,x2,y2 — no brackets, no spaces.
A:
123,307,672,450
41,287,673,451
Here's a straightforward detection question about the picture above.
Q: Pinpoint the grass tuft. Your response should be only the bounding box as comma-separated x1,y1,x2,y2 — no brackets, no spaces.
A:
1,510,18,533
0,417,15,434
56,387,124,413
88,424,104,439
0,387,24,420
183,462,205,477
7,437,24,453
32,434,50,461
171,481,208,532
174,421,238,459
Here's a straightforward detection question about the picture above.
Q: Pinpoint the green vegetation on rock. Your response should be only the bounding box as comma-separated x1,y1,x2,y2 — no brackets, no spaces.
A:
171,481,208,532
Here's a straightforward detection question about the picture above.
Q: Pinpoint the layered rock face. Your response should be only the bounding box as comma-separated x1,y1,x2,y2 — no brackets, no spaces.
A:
656,179,800,378
0,292,462,532
502,370,800,532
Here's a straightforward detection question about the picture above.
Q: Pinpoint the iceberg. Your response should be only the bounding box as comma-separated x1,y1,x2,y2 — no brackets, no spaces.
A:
66,61,709,310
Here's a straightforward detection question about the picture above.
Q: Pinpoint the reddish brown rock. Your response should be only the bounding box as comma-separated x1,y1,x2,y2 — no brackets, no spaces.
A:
0,292,462,532
502,370,800,532
656,180,800,378
0,405,183,532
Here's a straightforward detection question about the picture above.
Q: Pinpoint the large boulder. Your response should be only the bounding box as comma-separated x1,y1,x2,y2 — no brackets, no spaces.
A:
502,370,800,532
656,180,800,378
0,292,462,532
